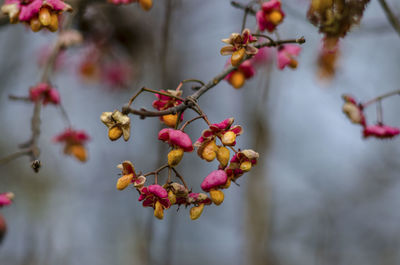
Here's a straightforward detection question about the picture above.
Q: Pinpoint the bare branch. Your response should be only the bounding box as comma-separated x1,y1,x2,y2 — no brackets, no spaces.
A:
378,0,400,37
122,37,305,118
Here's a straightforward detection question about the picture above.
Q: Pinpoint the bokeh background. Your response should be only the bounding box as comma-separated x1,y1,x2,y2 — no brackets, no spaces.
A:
1,0,400,264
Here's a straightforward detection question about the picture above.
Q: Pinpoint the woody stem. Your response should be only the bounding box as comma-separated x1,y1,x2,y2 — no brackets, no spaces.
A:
122,36,305,118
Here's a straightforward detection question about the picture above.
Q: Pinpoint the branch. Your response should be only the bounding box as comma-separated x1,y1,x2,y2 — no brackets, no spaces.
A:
378,0,400,37
231,1,257,15
122,37,305,118
0,14,75,171
0,13,9,27
362,89,400,108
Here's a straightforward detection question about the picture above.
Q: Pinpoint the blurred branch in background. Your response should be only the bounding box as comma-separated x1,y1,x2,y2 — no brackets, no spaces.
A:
0,12,7,26
378,0,400,37
0,14,76,172
160,1,178,265
246,61,276,265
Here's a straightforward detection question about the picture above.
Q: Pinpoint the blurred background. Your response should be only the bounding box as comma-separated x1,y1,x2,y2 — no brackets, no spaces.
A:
1,0,400,264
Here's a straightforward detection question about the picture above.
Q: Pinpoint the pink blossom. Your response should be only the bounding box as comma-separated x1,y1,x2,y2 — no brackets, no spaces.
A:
220,28,258,63
54,128,89,162
108,0,135,4
101,61,133,88
138,185,171,209
256,0,285,32
195,118,243,147
230,150,259,167
158,128,194,152
363,125,400,139
224,59,255,88
226,149,259,180
252,47,271,65
277,45,301,70
107,0,152,10
201,170,228,192
152,90,183,111
53,128,90,145
0,193,14,207
117,161,146,188
2,0,71,22
29,83,60,105
38,45,65,70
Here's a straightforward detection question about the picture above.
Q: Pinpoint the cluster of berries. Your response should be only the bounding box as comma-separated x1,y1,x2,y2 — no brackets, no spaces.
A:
220,1,302,89
1,0,72,32
101,92,259,220
342,95,400,139
1,0,153,33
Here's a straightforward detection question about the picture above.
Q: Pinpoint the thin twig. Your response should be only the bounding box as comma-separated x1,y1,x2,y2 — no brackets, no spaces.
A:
241,7,249,32
8,95,30,102
181,79,205,86
229,146,238,154
231,1,257,15
59,104,72,127
179,115,206,131
171,167,188,189
377,0,400,38
0,150,31,165
361,89,400,107
143,163,169,177
122,37,305,118
128,87,183,107
377,100,383,124
167,167,171,184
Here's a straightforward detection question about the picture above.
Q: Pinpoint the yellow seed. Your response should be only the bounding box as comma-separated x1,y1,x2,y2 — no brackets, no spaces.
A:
116,174,134,190
229,71,245,89
69,144,87,162
268,10,283,25
162,114,178,128
221,131,236,146
217,146,230,167
167,148,184,166
201,141,218,162
154,201,164,219
190,203,205,220
231,48,246,67
342,103,362,124
48,13,58,32
168,191,176,205
30,18,42,32
39,7,51,26
222,178,231,189
209,190,224,205
108,126,123,141
289,59,298,69
139,0,153,11
240,161,252,172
